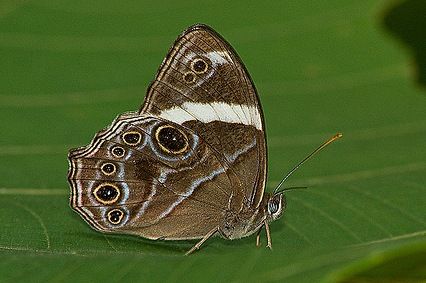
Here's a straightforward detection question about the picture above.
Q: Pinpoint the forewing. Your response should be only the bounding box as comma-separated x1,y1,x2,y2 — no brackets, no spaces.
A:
140,24,267,209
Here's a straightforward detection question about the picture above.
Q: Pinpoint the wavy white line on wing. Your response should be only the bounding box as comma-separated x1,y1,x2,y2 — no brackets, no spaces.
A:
157,167,225,220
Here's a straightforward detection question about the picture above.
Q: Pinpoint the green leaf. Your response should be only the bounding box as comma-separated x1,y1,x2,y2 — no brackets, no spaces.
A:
1,1,425,282
327,241,426,283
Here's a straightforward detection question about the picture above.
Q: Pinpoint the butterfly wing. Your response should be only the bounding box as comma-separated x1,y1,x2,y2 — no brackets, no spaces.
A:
69,113,231,239
141,24,267,209
68,24,267,240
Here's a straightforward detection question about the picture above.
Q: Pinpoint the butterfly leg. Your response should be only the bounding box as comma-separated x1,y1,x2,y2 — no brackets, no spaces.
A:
256,228,262,247
264,220,272,250
185,227,218,256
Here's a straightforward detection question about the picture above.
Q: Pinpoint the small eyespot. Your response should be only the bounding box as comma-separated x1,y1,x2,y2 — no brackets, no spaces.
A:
155,125,189,154
107,209,124,225
122,131,142,146
93,183,120,204
101,162,116,176
191,59,208,74
111,146,125,158
183,72,195,83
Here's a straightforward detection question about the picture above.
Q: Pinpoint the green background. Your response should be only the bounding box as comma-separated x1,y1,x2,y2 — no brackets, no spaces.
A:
1,0,425,282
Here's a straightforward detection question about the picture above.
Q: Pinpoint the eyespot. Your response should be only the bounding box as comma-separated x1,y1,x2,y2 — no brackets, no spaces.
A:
155,125,189,154
111,146,125,158
191,58,208,74
183,72,195,83
107,209,124,225
101,162,116,176
93,183,120,204
122,131,142,146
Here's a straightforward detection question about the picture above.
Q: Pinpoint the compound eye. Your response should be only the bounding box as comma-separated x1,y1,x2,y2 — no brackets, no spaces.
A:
268,200,279,214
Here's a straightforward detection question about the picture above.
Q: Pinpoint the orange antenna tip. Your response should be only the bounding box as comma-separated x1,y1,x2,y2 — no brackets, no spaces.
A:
273,132,343,194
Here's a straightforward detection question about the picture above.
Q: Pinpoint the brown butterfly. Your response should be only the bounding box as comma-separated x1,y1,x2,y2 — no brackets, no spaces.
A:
68,24,341,255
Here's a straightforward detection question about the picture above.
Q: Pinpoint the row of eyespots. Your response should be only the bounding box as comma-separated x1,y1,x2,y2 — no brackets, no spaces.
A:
183,58,208,83
94,125,188,225
93,131,143,225
95,124,188,225
110,125,190,156
108,126,190,161
101,131,144,176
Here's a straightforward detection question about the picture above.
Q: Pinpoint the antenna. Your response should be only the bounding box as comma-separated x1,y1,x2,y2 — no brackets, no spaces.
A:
273,133,343,194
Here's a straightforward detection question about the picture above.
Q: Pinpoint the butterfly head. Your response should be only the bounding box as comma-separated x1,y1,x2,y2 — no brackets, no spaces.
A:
266,193,286,222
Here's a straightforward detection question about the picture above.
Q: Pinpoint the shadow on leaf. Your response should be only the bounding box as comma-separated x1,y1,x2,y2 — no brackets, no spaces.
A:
383,0,426,90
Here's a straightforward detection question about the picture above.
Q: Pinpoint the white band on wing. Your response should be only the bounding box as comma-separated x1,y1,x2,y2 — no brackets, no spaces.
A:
157,102,262,130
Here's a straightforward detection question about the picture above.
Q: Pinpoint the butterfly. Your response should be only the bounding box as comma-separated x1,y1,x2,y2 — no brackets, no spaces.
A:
68,24,341,255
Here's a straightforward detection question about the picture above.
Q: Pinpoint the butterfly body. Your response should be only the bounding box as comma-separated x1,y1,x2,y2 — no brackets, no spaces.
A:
218,192,285,240
68,24,286,253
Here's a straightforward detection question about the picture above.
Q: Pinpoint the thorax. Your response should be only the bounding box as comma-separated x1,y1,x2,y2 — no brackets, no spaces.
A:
218,198,268,240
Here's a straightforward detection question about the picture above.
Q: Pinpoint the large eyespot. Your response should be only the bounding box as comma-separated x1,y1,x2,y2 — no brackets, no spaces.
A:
111,146,125,158
93,183,120,204
155,125,189,154
183,71,195,83
191,58,208,74
122,131,142,146
107,209,124,225
101,162,116,176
